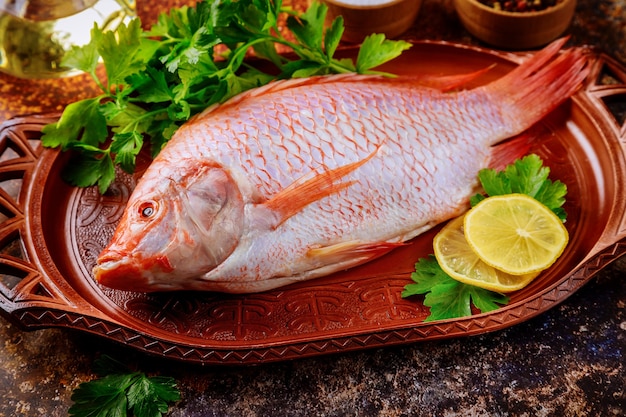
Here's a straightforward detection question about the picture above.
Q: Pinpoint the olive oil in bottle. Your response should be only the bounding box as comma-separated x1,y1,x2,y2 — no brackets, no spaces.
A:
0,0,135,79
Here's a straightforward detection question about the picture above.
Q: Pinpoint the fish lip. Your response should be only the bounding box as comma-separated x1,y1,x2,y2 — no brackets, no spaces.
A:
96,249,125,265
92,259,123,286
93,250,142,291
93,249,177,292
93,263,148,292
93,259,122,275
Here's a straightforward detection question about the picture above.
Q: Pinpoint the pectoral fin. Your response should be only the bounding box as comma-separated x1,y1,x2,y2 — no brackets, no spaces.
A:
263,150,378,227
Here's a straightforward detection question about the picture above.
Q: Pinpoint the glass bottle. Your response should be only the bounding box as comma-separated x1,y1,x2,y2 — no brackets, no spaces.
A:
0,0,135,78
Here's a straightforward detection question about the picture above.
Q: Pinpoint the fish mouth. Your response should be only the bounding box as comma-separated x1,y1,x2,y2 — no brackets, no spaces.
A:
93,252,149,292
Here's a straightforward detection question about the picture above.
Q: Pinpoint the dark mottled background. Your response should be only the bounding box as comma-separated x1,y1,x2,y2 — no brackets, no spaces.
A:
1,0,625,416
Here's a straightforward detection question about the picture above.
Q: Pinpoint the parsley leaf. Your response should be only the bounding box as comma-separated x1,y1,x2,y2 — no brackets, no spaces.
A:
288,1,326,52
62,148,115,194
402,256,509,322
42,0,411,193
69,355,180,417
403,154,566,321
111,131,144,174
356,33,412,75
62,25,102,75
127,376,181,417
41,98,108,149
98,18,148,86
469,154,567,221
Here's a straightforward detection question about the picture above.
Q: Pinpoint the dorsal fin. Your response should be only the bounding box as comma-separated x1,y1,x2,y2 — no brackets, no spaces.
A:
404,65,495,92
192,66,495,121
194,74,385,119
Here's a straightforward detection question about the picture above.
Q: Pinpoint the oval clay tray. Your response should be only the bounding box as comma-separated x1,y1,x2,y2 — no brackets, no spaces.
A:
0,42,625,365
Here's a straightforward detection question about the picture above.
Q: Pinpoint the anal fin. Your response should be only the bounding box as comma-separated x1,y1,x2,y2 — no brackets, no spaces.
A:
488,123,548,171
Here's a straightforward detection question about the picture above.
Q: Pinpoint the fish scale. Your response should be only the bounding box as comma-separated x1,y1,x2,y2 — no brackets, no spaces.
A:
93,39,589,293
199,76,487,283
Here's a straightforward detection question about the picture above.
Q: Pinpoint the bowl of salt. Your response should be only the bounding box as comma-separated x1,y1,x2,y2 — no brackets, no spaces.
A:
317,0,423,43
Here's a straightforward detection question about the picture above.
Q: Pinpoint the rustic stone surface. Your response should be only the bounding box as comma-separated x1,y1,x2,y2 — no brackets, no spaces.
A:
1,257,623,416
0,0,625,416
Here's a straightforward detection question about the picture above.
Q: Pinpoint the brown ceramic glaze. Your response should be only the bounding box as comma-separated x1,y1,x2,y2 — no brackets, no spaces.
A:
0,42,625,364
318,0,424,43
454,0,577,50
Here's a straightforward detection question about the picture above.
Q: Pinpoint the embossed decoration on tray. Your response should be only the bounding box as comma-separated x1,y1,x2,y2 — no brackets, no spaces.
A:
0,43,625,364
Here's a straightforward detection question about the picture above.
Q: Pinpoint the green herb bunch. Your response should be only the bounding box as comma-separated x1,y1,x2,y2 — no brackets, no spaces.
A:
69,355,180,417
402,154,568,321
41,0,411,193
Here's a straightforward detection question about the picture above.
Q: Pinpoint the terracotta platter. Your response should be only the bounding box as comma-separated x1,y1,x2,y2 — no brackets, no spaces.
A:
0,42,625,364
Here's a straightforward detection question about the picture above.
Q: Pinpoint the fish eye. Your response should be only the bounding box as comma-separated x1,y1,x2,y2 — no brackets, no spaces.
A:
138,201,157,219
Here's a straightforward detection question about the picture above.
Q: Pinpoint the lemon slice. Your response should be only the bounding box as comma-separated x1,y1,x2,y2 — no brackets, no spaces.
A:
434,215,540,293
463,193,568,276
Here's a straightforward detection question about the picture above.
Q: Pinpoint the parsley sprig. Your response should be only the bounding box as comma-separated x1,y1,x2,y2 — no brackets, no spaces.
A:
402,154,568,322
41,0,411,193
404,255,510,321
69,355,180,417
470,153,567,221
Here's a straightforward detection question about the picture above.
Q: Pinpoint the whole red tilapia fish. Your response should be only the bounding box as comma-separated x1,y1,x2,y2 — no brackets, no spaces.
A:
93,39,588,293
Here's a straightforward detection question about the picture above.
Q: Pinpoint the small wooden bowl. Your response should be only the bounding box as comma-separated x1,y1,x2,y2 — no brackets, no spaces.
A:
454,0,577,49
317,0,424,43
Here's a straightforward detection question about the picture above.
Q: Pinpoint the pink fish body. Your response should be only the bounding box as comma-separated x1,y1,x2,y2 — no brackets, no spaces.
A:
93,39,588,293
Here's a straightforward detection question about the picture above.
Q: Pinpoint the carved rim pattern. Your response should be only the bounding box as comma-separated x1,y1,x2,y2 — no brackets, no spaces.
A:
0,42,625,364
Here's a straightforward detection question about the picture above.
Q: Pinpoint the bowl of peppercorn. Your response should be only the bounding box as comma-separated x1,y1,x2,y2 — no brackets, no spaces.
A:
454,0,577,49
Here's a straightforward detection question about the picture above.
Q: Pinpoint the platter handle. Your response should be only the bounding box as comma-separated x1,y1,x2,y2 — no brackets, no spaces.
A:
0,265,84,329
578,51,626,256
0,115,98,328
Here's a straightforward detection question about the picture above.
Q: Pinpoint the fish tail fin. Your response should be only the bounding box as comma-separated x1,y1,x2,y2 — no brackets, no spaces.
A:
485,37,589,132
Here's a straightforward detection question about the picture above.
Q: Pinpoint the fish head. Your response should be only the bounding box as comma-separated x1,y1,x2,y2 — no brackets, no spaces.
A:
93,162,244,292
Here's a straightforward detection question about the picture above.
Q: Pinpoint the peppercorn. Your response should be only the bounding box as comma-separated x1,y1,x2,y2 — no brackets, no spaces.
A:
478,0,561,12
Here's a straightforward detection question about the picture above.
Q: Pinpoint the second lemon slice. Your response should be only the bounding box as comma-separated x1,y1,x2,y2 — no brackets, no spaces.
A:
463,193,569,276
434,215,539,293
